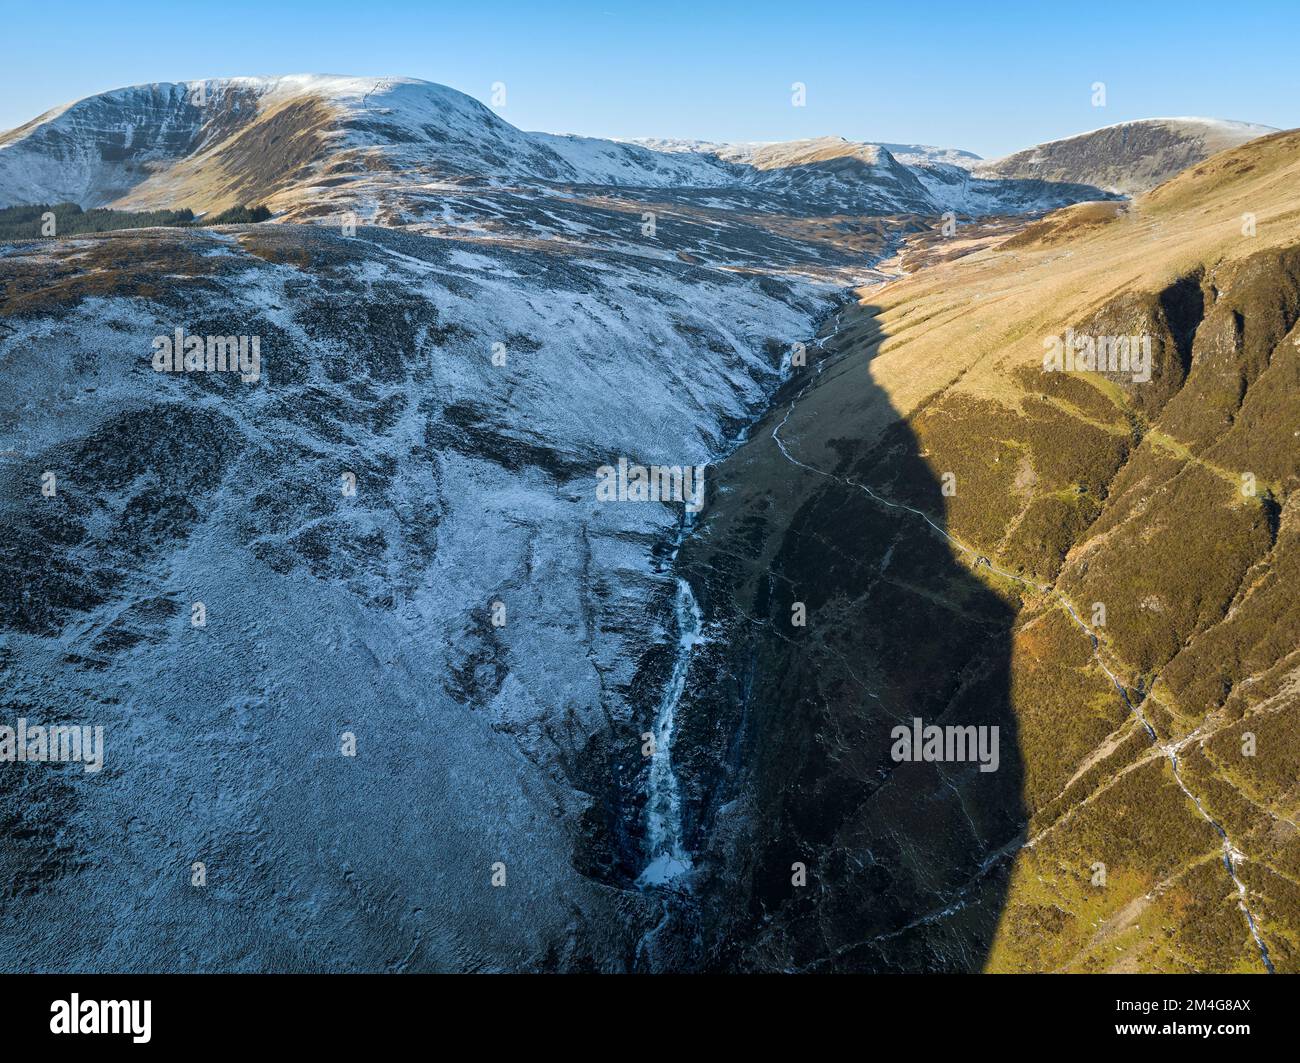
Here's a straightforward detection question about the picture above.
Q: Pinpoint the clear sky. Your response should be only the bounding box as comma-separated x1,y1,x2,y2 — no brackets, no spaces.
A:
2,0,1295,158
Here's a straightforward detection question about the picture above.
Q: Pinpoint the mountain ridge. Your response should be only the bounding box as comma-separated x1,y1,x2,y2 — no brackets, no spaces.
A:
977,116,1277,195
0,75,1219,221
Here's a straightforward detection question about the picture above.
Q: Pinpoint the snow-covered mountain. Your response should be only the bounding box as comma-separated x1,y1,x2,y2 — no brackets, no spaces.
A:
0,217,831,970
3,79,1272,228
631,135,983,169
2,76,908,975
0,76,1111,221
0,75,733,212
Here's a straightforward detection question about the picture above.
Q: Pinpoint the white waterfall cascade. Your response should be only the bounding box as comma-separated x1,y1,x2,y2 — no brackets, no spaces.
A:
637,576,705,886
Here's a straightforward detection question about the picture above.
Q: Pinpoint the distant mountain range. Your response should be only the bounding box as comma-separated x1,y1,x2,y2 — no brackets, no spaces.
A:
2,76,1270,223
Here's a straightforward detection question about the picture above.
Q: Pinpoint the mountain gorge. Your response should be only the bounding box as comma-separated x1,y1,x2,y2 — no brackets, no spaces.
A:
0,75,1293,973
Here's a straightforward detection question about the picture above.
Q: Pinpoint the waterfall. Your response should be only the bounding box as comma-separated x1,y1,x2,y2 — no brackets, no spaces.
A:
637,576,703,886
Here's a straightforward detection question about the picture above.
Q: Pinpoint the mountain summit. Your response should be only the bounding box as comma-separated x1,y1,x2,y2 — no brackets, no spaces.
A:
0,75,738,213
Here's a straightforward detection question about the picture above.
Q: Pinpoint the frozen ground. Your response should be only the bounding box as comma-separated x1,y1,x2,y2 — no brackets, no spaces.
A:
0,220,829,970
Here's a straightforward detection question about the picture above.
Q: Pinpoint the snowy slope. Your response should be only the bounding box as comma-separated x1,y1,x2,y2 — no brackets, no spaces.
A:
1,76,1270,974
0,219,830,972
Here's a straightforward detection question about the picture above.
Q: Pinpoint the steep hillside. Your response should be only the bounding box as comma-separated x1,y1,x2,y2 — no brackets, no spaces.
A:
676,127,1300,972
0,79,942,975
0,217,836,971
977,117,1276,195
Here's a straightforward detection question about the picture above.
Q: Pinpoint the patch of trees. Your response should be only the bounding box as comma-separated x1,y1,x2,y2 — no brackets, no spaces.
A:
0,201,272,241
204,204,272,224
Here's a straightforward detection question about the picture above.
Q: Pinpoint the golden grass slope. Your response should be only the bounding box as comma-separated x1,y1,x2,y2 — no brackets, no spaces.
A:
112,95,344,217
855,128,1300,425
827,128,1300,971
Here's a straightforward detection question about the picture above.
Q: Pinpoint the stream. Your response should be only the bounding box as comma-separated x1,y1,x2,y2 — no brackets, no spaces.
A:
634,300,851,891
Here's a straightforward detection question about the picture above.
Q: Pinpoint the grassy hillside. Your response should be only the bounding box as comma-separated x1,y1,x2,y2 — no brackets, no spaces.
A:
685,128,1300,971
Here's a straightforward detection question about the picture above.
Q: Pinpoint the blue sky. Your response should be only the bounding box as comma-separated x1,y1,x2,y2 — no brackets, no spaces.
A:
2,0,1295,157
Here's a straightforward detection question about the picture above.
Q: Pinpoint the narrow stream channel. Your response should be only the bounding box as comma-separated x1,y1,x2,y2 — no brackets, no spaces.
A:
634,299,852,891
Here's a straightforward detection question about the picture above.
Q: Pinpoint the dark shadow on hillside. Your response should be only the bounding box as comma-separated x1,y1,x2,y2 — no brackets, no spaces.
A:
661,304,1025,972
